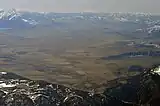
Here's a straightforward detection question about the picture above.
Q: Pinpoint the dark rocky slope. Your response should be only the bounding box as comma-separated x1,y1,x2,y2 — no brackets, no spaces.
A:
0,65,160,106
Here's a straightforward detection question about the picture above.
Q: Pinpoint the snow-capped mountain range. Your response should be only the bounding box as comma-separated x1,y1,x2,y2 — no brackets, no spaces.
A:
0,8,160,35
0,9,39,28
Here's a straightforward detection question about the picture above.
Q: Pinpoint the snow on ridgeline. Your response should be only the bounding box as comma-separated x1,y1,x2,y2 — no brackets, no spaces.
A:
147,25,160,33
0,8,38,26
0,9,160,30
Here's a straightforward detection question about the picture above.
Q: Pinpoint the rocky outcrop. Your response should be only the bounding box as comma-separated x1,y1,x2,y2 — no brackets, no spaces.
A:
0,72,109,106
0,65,160,106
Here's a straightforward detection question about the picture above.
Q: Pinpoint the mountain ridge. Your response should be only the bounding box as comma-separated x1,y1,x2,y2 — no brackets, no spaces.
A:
0,8,160,35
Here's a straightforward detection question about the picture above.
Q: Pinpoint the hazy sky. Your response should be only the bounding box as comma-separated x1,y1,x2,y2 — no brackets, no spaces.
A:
0,0,159,13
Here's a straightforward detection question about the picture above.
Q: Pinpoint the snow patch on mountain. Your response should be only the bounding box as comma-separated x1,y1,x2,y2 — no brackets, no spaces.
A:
0,8,40,28
115,17,129,22
0,9,20,20
147,25,160,33
22,19,38,25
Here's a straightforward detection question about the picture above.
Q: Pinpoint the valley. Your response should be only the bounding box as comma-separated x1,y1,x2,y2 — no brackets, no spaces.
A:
0,30,159,92
0,10,160,92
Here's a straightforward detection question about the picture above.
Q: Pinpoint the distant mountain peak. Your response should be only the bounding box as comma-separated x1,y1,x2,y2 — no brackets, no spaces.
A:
0,8,20,20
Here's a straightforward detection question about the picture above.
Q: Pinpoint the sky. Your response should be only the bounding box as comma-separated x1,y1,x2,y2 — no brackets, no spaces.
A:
0,0,159,14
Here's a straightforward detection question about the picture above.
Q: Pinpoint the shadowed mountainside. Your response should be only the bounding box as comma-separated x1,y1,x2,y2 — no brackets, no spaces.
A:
0,65,160,106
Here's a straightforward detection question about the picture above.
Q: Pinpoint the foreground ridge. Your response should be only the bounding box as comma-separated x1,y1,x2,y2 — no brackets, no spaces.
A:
0,65,160,106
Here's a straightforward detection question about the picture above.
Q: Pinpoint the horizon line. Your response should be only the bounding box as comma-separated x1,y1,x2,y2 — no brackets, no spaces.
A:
0,8,159,15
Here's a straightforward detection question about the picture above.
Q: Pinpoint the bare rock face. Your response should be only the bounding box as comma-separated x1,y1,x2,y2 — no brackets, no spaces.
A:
4,93,34,106
0,72,107,106
0,66,160,106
